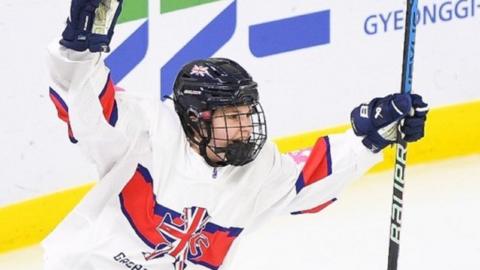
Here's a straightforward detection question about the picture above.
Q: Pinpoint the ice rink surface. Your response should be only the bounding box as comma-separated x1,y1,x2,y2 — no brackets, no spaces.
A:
1,155,479,269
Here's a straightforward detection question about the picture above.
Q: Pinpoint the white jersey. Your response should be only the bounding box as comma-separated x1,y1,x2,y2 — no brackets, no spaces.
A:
43,41,382,270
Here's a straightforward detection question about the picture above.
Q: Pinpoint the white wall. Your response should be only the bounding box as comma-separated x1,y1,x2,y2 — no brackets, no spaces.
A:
1,0,479,205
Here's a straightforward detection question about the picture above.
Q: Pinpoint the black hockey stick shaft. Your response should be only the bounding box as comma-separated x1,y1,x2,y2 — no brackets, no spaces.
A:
387,1,419,270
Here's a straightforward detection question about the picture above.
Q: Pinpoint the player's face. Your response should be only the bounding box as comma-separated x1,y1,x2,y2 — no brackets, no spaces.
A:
207,105,253,161
211,105,253,144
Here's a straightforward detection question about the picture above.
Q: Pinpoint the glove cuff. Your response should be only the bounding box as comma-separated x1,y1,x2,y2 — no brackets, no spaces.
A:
362,132,393,153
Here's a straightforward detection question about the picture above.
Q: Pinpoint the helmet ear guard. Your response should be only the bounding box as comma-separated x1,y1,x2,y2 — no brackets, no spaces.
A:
173,58,267,167
197,111,212,121
176,104,211,145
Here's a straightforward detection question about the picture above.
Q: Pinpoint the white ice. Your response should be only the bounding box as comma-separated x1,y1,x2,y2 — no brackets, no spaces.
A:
1,155,479,269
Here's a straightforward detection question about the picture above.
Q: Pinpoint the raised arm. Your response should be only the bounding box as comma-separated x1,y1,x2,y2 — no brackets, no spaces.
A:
47,0,146,177
254,93,428,217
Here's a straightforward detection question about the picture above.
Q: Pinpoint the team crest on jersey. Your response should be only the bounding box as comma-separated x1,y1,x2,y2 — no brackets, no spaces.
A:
120,164,244,270
143,207,210,270
190,65,210,77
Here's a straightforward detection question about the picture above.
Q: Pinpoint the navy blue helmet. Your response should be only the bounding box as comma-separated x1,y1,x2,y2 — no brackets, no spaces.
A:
173,58,267,167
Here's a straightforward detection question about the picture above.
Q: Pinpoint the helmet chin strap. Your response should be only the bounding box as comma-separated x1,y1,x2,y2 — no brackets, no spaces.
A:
197,121,228,167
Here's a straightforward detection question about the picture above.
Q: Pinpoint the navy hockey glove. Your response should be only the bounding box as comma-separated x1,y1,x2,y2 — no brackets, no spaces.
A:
351,93,428,153
401,94,429,142
60,0,123,52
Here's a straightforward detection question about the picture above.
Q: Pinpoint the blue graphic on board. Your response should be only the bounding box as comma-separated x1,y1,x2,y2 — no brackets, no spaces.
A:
105,21,149,83
160,1,237,99
249,10,331,57
105,1,332,99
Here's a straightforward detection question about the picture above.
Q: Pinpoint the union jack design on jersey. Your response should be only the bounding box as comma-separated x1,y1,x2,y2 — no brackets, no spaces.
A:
120,164,244,270
143,207,211,270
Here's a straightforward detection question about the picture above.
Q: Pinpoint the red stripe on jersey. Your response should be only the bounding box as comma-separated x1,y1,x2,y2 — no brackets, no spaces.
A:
50,88,78,143
120,167,167,247
291,198,337,215
49,88,69,123
191,230,237,269
98,75,116,123
302,136,332,187
49,74,118,143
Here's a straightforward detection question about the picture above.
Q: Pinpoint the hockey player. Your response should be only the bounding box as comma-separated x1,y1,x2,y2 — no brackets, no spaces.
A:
44,1,429,269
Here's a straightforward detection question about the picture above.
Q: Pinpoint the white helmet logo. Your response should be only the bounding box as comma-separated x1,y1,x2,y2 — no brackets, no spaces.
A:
190,65,210,77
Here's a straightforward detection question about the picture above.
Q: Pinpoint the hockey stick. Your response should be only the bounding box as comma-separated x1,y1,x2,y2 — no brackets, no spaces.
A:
387,0,419,270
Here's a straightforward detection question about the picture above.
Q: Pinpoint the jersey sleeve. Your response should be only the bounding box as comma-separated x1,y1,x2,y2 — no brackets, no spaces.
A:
253,129,383,218
47,41,153,178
